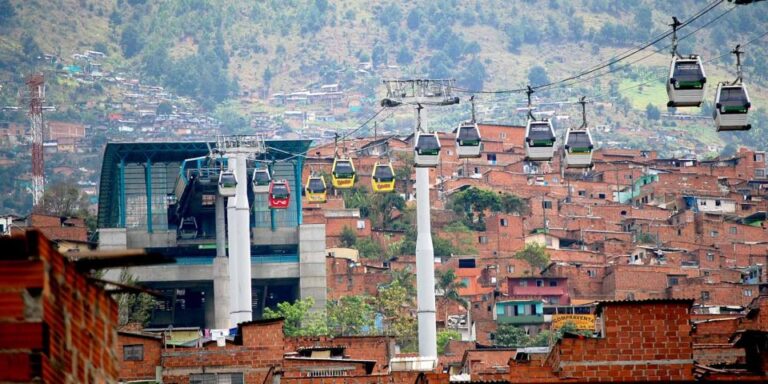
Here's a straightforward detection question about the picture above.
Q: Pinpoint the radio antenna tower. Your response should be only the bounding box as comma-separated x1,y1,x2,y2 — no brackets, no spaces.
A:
27,73,45,207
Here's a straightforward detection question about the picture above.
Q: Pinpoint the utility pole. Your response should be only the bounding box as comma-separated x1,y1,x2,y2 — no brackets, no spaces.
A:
381,79,459,366
27,74,45,208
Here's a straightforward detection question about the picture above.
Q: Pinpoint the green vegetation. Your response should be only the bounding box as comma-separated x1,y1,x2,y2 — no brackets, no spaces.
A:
514,243,551,275
263,297,328,337
437,329,462,355
326,295,376,337
116,269,155,327
449,187,526,231
495,321,592,347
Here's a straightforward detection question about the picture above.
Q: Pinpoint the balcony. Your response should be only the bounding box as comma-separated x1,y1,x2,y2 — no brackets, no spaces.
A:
496,315,545,325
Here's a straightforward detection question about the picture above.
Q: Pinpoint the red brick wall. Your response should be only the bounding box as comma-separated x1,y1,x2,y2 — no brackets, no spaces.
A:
117,334,162,381
0,231,118,383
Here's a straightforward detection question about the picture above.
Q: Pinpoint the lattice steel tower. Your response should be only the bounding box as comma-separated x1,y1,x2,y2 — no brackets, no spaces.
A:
27,73,45,207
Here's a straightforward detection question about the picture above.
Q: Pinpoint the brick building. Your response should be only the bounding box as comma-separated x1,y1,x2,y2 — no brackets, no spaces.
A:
0,230,119,382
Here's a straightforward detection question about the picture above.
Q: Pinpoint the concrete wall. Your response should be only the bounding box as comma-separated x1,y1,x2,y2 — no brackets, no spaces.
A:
126,230,177,248
98,228,127,250
299,224,327,312
253,227,298,245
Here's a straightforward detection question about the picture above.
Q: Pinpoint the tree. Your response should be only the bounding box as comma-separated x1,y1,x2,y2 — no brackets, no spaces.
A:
326,295,375,336
0,0,15,25
406,8,422,30
339,226,357,248
39,181,89,217
370,192,405,229
355,238,383,259
372,43,387,68
263,297,328,336
495,324,529,346
528,66,549,87
645,103,661,120
390,266,417,298
448,187,502,230
459,57,487,91
435,268,467,324
437,329,462,355
156,101,173,116
433,235,459,258
377,280,417,351
120,24,143,58
514,243,551,274
116,269,155,327
396,46,414,65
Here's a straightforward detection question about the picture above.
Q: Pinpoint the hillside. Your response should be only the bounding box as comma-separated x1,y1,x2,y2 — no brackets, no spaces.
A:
1,0,768,155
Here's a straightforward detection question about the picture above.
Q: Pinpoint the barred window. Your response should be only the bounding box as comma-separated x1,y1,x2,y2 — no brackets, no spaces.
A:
123,345,143,361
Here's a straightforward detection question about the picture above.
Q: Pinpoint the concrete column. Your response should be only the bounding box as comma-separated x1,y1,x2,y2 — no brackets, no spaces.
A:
227,153,253,325
213,257,230,329
415,166,437,359
298,224,327,312
215,195,226,257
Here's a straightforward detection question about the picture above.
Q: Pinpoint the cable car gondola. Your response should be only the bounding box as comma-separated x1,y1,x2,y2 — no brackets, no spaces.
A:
563,128,594,169
371,162,395,193
331,157,356,189
714,83,751,131
524,119,556,162
667,55,706,107
218,170,237,197
455,122,482,158
305,175,327,204
414,132,441,167
252,168,271,194
714,45,752,132
178,217,198,240
269,179,291,209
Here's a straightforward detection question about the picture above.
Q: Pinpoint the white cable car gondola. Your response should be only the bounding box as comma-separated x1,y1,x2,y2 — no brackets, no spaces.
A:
218,170,237,197
525,119,556,162
564,128,594,169
252,168,271,194
714,83,751,131
713,45,752,132
414,131,441,167
455,122,482,158
667,55,706,107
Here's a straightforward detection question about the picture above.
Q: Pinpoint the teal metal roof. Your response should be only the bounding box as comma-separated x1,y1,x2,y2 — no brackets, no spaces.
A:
97,140,312,229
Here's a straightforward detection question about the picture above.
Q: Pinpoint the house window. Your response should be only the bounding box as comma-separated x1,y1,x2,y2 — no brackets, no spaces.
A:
356,220,366,229
578,190,586,197
549,280,557,287
755,169,765,178
710,230,718,238
123,345,144,361
542,201,552,209
500,132,507,139
474,167,480,174
755,153,764,162
706,253,714,262
500,218,508,227
190,373,244,384
487,153,497,162
536,280,544,287
598,193,606,199
729,226,737,235
703,271,710,276
701,291,710,300
587,270,596,278
715,200,722,207
519,280,528,287
478,236,488,244
744,289,753,297
668,276,679,286
677,229,682,236
507,265,514,273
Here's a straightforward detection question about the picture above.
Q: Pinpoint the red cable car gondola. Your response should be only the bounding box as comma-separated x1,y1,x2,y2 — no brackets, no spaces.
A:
269,179,291,209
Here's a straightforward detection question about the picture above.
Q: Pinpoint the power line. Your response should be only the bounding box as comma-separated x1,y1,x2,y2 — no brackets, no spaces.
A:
455,0,726,95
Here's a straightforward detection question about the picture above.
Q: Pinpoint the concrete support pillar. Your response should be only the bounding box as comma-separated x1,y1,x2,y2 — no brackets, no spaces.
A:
415,166,437,360
213,257,230,329
227,153,253,325
298,224,327,312
215,195,226,257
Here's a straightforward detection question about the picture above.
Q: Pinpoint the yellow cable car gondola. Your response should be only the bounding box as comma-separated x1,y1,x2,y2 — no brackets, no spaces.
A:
305,175,327,203
371,162,395,193
331,157,356,189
